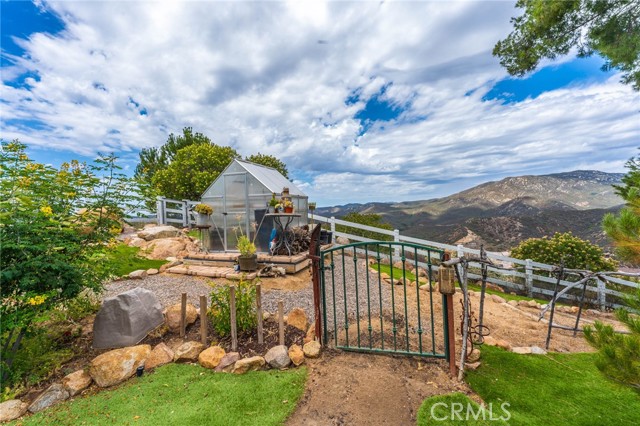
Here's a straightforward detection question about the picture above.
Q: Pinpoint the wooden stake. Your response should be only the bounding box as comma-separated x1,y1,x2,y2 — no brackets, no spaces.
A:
278,300,284,346
446,294,457,378
180,293,187,338
200,295,207,345
256,284,263,345
230,285,237,352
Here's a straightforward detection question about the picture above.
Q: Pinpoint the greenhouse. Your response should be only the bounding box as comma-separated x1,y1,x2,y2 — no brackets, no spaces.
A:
199,159,308,253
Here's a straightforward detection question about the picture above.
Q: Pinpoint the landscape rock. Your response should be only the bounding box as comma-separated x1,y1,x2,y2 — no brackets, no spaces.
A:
527,300,538,308
508,300,518,307
232,356,266,374
303,340,321,358
146,343,174,369
93,287,164,349
62,370,92,396
417,267,428,278
0,399,29,422
137,225,181,241
490,294,506,304
265,345,291,369
482,336,511,351
89,345,151,387
570,306,580,314
335,236,350,245
304,325,316,344
198,346,226,369
146,268,159,275
159,260,182,273
165,303,198,332
128,269,147,279
511,346,532,355
145,238,187,260
465,361,481,371
467,348,481,363
286,308,309,332
128,237,146,247
380,272,391,281
174,341,205,363
530,346,547,355
518,300,529,307
486,283,504,293
288,344,305,366
28,384,69,413
215,352,241,372
393,260,405,270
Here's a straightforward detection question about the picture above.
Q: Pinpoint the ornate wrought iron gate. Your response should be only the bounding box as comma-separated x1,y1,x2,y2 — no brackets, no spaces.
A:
310,232,450,360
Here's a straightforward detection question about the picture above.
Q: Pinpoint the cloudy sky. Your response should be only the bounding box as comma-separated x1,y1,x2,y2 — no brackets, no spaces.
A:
2,0,639,206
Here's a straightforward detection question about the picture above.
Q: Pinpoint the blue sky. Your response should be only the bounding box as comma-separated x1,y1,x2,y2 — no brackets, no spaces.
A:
1,0,638,206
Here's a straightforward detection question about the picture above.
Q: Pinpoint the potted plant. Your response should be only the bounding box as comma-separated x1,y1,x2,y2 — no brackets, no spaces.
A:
237,235,258,271
283,199,294,214
274,203,282,213
268,193,278,213
193,203,213,227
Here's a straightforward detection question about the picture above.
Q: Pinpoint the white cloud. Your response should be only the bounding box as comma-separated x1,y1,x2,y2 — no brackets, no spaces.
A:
1,0,638,206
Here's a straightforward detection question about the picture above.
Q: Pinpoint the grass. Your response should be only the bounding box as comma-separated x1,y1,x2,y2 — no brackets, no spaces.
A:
418,346,640,425
103,244,165,277
12,364,307,426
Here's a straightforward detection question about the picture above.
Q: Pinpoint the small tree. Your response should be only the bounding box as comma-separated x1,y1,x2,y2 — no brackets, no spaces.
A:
510,232,617,272
245,153,289,178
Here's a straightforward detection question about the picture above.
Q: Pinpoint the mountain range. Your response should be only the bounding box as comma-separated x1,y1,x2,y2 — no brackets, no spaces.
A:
316,170,624,251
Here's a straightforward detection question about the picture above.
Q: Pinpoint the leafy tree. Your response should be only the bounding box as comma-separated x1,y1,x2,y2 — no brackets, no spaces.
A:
603,154,640,264
245,153,289,178
152,143,240,200
510,232,617,271
134,127,212,208
584,291,640,393
0,140,138,383
494,0,640,90
337,212,394,241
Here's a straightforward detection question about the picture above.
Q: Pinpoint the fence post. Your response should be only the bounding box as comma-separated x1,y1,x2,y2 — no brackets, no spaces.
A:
156,196,165,225
230,285,237,351
457,244,464,259
393,229,400,258
199,295,207,345
525,259,534,298
180,293,187,338
597,278,606,311
182,200,190,228
330,217,336,243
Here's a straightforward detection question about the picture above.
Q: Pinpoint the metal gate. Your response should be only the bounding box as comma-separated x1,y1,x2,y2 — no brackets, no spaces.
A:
311,235,450,359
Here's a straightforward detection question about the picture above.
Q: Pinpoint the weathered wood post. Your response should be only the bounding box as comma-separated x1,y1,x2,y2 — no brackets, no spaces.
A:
256,283,264,344
597,278,606,311
230,285,237,351
308,224,323,344
329,216,336,243
182,200,190,228
439,253,457,378
278,301,285,346
180,293,187,338
199,295,207,345
525,259,534,297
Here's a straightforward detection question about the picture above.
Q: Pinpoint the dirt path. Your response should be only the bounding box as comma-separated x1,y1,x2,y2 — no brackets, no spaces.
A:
286,351,471,426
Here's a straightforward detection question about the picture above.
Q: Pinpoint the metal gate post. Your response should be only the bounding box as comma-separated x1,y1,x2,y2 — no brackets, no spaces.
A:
308,224,323,344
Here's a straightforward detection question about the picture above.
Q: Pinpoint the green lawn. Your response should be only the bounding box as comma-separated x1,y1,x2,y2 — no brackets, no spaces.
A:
104,244,165,277
13,364,307,426
418,346,640,425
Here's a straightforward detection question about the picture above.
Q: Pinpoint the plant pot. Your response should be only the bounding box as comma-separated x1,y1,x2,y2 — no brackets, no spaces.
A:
238,254,258,271
268,206,275,214
196,213,210,227
319,230,332,245
284,206,294,214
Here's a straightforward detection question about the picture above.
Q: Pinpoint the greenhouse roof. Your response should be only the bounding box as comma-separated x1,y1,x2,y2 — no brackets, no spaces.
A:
233,159,307,196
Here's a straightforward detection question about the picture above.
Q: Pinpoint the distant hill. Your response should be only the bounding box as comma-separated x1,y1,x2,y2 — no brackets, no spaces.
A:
316,170,624,251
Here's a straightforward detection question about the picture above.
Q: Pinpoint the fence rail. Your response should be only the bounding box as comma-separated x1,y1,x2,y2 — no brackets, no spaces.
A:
154,198,639,309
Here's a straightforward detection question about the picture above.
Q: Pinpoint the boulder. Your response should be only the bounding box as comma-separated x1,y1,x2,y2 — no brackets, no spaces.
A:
490,294,506,304
465,361,481,371
511,346,532,355
508,300,518,307
128,269,147,279
467,348,481,363
527,300,538,308
530,346,547,355
232,356,265,374
570,306,580,314
160,260,182,273
61,370,92,396
146,343,174,369
128,237,146,247
264,345,291,369
165,303,198,332
304,325,316,344
93,288,164,349
215,352,241,372
0,399,29,422
89,345,151,387
145,238,188,260
174,341,205,363
380,272,391,281
303,341,321,358
335,236,350,245
137,225,181,241
518,300,529,307
28,384,69,413
288,344,305,366
286,308,309,332
417,267,428,278
392,260,405,270
486,283,504,293
147,268,159,276
198,346,226,369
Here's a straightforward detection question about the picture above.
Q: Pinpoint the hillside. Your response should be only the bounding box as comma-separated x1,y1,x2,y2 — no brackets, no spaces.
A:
317,170,624,251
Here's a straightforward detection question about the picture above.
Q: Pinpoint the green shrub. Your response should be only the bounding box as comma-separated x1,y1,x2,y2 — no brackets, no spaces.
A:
510,232,617,272
208,279,257,337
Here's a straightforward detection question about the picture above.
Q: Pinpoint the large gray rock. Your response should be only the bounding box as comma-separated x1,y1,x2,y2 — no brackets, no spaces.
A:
137,225,181,241
0,399,29,421
28,384,69,413
264,345,291,369
93,288,164,349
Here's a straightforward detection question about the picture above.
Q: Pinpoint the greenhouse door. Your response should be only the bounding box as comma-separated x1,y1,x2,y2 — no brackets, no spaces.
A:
222,172,250,251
